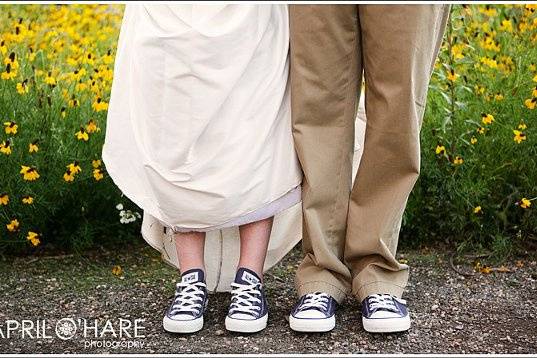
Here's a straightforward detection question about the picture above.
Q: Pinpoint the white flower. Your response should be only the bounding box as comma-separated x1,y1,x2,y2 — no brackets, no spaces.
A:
115,203,123,210
118,208,141,224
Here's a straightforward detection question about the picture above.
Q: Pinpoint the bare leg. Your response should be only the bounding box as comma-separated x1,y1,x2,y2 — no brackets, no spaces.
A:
238,217,274,280
174,231,206,274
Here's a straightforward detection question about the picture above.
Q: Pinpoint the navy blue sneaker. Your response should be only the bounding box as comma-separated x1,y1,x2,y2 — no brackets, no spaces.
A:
289,292,336,332
163,268,208,333
361,294,410,333
225,267,268,333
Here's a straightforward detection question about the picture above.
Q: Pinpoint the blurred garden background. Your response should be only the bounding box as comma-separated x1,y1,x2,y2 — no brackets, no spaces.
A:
0,4,536,259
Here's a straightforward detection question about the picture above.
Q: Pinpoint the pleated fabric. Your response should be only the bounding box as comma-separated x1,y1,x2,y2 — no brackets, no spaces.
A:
102,4,304,290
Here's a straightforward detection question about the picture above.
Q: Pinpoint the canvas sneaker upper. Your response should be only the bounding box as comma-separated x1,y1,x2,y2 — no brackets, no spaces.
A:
165,268,208,322
361,293,408,320
290,292,336,319
227,267,268,320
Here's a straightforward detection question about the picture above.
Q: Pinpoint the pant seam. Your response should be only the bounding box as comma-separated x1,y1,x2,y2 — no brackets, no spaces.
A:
325,16,359,243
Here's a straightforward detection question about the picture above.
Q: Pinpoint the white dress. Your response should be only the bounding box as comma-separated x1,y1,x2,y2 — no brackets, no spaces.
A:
102,4,303,291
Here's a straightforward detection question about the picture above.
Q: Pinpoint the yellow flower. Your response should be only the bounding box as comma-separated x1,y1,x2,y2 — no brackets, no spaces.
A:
525,98,537,109
63,171,75,182
453,156,464,165
533,74,537,82
92,159,102,168
530,63,537,72
83,52,95,66
27,50,36,62
494,93,504,101
0,140,11,155
481,37,501,52
103,49,114,64
520,198,531,209
26,231,41,246
61,107,66,118
92,97,109,112
86,119,100,133
75,127,89,141
532,86,537,98
1,63,16,80
513,130,527,144
447,69,459,82
499,19,513,32
93,168,104,181
435,145,446,155
480,56,498,68
75,81,87,92
451,43,466,60
4,121,18,134
470,137,478,144
44,71,56,85
479,6,497,17
28,140,39,153
68,96,80,108
477,127,486,135
475,85,486,95
481,113,494,125
111,265,123,276
16,80,29,95
2,52,17,70
473,206,482,214
22,195,34,204
63,169,75,182
69,68,86,82
67,161,82,174
20,165,40,181
0,193,9,205
6,219,19,232
518,123,527,130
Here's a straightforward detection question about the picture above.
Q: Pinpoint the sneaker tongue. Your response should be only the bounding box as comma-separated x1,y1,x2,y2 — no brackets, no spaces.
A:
180,268,205,284
234,267,261,285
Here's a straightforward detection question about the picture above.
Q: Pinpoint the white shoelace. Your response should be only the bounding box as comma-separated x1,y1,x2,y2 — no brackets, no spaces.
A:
169,281,206,316
229,282,262,316
298,292,330,311
367,294,406,312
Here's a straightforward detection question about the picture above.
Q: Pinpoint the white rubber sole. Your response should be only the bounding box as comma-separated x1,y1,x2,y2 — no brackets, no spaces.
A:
289,315,336,333
163,315,204,334
225,313,268,333
362,316,410,333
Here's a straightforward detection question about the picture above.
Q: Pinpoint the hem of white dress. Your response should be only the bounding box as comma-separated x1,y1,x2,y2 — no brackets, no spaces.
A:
165,184,302,233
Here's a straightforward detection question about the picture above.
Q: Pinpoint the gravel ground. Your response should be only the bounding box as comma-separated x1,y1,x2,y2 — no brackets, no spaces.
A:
0,242,536,354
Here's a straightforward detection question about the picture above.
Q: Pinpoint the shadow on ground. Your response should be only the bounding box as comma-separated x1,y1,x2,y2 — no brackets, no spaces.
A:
0,241,536,354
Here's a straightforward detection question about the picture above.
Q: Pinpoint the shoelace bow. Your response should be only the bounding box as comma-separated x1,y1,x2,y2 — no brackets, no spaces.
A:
367,293,406,312
297,292,330,312
169,281,206,316
229,281,262,316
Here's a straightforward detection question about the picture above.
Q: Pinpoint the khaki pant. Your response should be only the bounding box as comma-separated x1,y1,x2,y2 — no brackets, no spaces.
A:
290,5,450,303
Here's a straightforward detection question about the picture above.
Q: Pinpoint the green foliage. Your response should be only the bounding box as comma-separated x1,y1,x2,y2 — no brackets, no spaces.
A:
0,5,141,253
403,5,537,255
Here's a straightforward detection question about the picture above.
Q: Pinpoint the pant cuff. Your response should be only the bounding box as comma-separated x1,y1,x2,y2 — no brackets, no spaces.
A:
296,280,348,304
354,280,406,302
